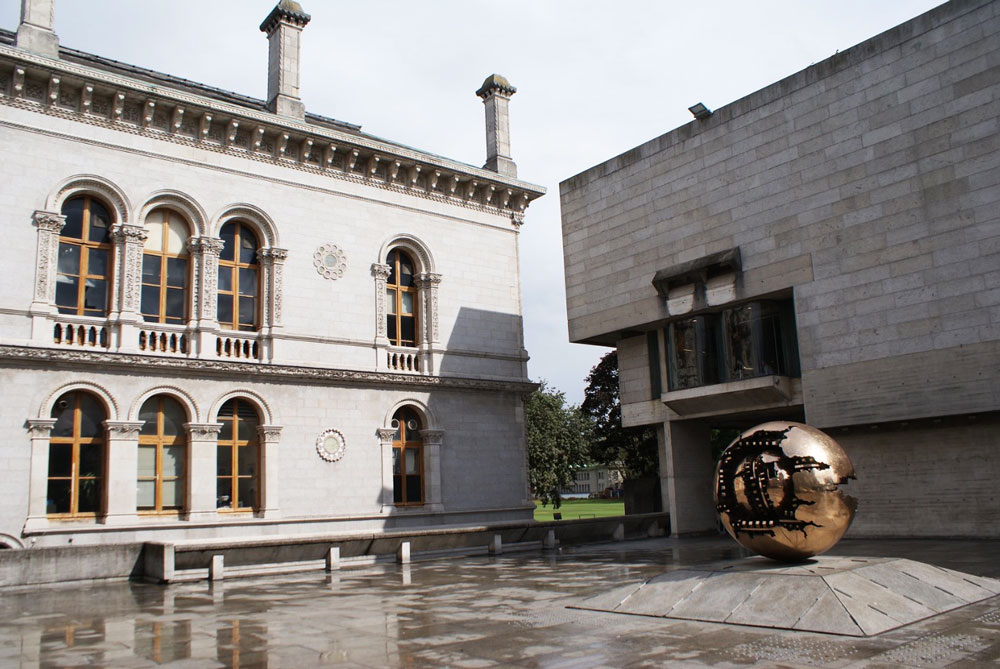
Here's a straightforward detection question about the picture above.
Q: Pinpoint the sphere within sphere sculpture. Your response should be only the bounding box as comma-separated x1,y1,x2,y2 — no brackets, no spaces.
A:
714,421,857,562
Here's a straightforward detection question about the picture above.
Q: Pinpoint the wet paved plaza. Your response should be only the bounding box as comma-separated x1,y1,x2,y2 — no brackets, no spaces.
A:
2,536,999,667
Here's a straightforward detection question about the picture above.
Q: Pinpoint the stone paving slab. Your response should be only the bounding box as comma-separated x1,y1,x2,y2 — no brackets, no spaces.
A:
0,537,999,666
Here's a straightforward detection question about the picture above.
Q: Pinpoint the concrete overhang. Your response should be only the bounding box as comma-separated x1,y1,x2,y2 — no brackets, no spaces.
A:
662,375,801,419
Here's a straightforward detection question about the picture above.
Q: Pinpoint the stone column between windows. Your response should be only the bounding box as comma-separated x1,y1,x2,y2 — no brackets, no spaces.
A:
191,238,223,357
659,419,715,537
257,248,287,363
371,263,392,370
376,428,397,510
24,418,57,529
420,429,444,511
29,211,65,342
185,423,222,521
104,420,144,524
111,224,148,353
258,425,282,519
414,272,441,374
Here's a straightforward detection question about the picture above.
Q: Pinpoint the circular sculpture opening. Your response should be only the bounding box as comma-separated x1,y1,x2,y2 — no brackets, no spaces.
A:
714,421,857,562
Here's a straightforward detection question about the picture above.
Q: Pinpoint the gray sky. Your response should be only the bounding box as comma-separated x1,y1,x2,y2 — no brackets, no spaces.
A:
2,0,943,404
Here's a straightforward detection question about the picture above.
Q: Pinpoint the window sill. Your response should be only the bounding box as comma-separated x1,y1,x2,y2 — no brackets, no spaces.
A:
662,375,801,418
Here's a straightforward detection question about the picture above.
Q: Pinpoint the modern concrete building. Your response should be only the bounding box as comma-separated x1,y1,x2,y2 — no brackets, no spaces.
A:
0,0,545,549
561,0,999,538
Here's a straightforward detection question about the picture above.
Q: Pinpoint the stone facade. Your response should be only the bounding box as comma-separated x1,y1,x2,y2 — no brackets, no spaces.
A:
0,1,544,549
560,0,999,538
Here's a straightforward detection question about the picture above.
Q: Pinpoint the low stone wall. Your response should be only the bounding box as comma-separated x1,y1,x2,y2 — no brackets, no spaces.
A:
1,514,670,587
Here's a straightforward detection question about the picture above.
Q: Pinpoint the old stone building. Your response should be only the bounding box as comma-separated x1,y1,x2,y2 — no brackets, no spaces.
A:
561,0,999,538
0,0,544,549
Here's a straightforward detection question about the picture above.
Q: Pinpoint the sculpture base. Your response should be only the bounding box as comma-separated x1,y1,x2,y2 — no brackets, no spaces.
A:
572,556,1000,637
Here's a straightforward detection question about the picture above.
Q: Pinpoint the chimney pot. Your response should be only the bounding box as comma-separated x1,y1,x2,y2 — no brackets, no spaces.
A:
260,1,311,119
477,74,517,178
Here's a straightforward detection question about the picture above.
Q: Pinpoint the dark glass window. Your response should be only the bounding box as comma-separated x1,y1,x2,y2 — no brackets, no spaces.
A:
56,196,113,317
216,399,259,511
141,209,190,324
385,249,417,347
47,392,106,515
217,223,259,332
391,407,423,505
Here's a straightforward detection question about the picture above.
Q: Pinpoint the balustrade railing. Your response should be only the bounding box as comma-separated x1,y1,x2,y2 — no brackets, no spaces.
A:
216,333,261,361
52,320,110,349
138,326,189,356
386,346,421,373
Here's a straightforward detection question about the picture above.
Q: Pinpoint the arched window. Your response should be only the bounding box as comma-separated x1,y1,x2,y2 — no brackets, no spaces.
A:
47,391,105,515
137,395,187,512
217,222,259,332
386,249,417,347
56,196,113,317
392,407,423,505
141,209,190,324
216,398,259,511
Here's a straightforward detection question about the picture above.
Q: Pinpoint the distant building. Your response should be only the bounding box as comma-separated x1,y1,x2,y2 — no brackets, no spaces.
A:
0,0,544,549
561,465,623,497
560,0,999,538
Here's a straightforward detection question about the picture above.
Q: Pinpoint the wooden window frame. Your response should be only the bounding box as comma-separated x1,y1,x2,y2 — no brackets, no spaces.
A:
137,396,187,514
392,408,424,505
217,222,260,332
56,195,113,318
140,209,190,325
216,399,260,512
386,249,418,348
47,392,105,517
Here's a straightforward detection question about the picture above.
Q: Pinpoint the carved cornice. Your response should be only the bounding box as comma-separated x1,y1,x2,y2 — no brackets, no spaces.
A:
189,236,225,255
26,418,57,437
104,420,144,438
414,273,442,289
370,263,391,280
0,46,544,224
420,429,445,445
32,210,65,233
0,344,538,393
260,1,311,33
258,425,283,441
258,247,289,262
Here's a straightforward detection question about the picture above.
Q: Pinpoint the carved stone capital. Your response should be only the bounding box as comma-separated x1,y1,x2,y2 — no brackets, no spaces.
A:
258,425,283,442
104,420,145,439
420,429,444,445
185,422,223,439
258,247,289,263
189,237,225,256
26,418,57,437
376,428,397,444
32,210,66,233
371,263,391,281
414,273,442,289
111,224,148,244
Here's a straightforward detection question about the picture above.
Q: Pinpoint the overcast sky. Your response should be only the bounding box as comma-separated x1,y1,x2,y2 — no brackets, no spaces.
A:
2,1,944,404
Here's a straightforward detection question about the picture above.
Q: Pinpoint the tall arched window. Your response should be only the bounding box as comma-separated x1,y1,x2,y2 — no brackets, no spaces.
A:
56,196,113,317
392,407,423,505
216,398,259,511
217,222,259,332
137,395,187,512
386,249,417,347
47,391,105,515
141,209,190,324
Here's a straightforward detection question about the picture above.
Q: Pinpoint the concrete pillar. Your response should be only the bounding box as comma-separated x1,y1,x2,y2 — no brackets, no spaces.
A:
476,74,517,177
376,428,397,510
104,421,143,524
260,1,310,119
613,523,625,541
543,529,556,549
24,418,56,529
185,423,222,522
15,0,59,59
489,534,502,555
258,425,282,518
209,555,224,581
397,541,410,564
660,419,716,536
325,546,340,571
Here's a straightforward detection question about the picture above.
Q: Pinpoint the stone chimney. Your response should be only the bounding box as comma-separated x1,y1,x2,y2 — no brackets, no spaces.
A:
476,74,517,178
260,0,311,119
15,0,59,59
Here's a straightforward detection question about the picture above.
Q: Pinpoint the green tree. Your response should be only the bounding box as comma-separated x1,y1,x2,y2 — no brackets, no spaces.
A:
581,351,659,480
525,381,591,508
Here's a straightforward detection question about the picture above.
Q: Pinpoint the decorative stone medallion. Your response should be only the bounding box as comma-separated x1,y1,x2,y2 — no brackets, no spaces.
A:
316,428,347,462
313,243,347,280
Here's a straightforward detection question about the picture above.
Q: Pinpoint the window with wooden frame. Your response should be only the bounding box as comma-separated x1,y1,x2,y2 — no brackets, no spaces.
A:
56,196,113,317
137,395,187,513
216,398,259,511
217,222,259,332
141,209,190,324
47,391,105,516
385,249,417,347
391,407,423,505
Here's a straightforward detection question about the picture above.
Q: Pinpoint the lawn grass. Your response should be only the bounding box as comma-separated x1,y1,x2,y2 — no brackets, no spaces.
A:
533,498,625,522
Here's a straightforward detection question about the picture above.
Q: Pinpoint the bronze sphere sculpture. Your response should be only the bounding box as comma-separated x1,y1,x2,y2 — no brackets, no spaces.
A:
714,421,857,562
